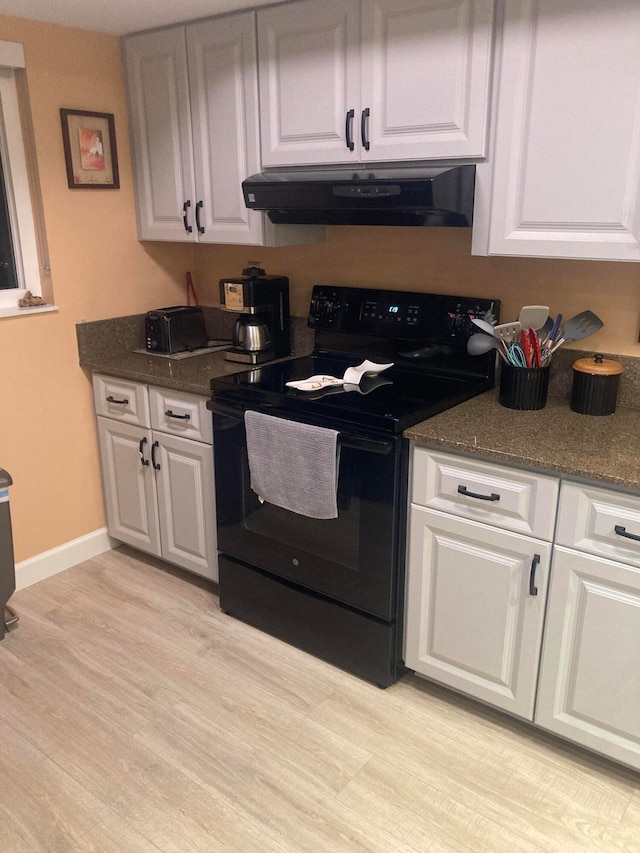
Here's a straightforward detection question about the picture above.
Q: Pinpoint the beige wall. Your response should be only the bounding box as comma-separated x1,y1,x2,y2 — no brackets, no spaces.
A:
0,15,194,562
2,12,640,566
194,228,640,357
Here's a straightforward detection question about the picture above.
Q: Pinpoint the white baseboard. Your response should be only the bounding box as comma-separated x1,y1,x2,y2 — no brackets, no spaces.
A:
15,528,117,590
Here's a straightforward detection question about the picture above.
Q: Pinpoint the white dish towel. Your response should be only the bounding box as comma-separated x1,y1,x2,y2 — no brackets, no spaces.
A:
244,410,340,519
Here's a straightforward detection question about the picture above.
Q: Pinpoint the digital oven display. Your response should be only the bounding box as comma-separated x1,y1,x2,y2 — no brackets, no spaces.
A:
361,300,420,328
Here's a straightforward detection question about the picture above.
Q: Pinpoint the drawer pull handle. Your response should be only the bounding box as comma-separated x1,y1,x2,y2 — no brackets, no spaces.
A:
165,409,191,421
151,440,160,471
614,524,640,543
457,485,500,502
139,437,149,467
529,553,540,596
106,395,129,405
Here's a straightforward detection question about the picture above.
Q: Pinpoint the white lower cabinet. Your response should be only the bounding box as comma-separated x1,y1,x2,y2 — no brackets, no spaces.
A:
406,448,557,719
535,481,640,771
405,505,551,719
406,447,640,770
93,375,218,582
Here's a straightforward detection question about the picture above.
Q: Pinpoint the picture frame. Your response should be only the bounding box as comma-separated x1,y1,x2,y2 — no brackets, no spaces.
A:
60,108,120,189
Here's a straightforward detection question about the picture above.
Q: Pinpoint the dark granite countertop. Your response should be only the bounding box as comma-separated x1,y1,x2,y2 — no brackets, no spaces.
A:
76,308,315,396
405,389,640,493
79,348,251,396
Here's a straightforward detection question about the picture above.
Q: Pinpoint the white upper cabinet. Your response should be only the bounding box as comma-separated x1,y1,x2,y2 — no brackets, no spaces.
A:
257,0,495,167
124,28,196,242
474,0,640,261
186,15,264,245
124,14,287,246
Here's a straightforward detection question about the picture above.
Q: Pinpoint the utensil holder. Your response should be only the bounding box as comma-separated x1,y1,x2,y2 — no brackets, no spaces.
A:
499,365,550,411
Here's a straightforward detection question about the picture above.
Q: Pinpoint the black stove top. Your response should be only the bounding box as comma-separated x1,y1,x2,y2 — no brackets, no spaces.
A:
210,286,499,434
211,353,492,433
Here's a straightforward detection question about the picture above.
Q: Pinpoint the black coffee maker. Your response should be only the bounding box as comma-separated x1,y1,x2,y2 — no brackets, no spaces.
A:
220,263,290,364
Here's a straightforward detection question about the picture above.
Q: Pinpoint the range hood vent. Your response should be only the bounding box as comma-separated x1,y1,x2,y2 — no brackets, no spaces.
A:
242,164,475,227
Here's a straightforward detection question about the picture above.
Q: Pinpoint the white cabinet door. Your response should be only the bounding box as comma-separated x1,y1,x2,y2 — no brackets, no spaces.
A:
360,0,494,161
258,0,360,166
123,28,197,242
258,0,493,167
536,547,640,771
96,417,161,557
154,432,218,582
405,506,551,719
475,0,640,261
187,14,265,245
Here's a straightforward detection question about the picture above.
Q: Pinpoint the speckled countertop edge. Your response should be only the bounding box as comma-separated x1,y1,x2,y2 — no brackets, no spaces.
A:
405,389,640,493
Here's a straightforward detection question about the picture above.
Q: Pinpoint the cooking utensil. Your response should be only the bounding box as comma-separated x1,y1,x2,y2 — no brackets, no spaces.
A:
471,317,496,336
507,344,527,367
545,337,565,361
520,329,533,367
518,305,549,331
493,321,522,344
528,328,542,367
562,310,603,344
548,313,563,344
467,333,508,363
538,315,553,338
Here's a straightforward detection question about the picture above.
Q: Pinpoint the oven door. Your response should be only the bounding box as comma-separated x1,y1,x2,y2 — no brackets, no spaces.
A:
212,404,404,621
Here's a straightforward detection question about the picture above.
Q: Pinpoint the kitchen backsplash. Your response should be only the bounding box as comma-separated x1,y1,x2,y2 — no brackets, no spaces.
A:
75,307,315,364
191,227,640,359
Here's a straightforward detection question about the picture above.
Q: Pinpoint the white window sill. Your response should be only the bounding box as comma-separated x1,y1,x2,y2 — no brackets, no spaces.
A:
0,304,59,319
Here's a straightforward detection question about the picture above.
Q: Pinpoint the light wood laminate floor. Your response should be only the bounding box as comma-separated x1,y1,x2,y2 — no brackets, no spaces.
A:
1,547,639,852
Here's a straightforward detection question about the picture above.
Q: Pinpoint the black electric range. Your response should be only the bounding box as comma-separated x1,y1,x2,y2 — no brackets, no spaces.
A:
208,286,499,687
210,286,500,434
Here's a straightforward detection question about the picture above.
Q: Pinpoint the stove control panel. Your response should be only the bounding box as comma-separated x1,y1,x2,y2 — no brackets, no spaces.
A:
309,285,499,344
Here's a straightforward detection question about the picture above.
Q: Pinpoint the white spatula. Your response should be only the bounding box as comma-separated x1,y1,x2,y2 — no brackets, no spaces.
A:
493,321,522,343
518,305,549,331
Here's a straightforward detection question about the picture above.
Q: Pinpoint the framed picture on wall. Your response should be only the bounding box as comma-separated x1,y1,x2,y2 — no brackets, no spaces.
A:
60,108,120,189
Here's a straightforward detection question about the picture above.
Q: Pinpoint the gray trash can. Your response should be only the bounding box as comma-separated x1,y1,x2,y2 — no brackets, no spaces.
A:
1,468,18,640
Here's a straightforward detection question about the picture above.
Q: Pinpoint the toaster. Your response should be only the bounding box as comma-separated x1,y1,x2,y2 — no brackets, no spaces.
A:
145,306,208,354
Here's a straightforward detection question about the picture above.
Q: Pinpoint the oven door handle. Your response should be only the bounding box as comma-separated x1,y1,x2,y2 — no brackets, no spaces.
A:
210,401,395,454
209,401,247,418
338,435,395,455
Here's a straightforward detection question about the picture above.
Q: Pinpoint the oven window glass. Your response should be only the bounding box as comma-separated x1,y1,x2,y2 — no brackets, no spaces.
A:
243,448,360,570
213,413,400,619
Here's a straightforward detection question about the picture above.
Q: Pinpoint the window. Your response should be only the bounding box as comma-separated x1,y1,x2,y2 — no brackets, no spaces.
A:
0,154,18,290
0,40,51,315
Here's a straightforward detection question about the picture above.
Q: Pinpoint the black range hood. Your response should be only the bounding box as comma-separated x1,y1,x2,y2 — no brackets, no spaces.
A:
242,164,475,227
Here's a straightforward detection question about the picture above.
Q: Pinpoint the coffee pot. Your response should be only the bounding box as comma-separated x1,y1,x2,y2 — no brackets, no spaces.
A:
220,263,290,364
233,315,272,353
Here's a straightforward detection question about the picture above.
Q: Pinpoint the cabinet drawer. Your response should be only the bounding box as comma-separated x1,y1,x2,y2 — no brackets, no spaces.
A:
556,482,640,568
149,386,212,444
411,448,559,540
93,374,150,427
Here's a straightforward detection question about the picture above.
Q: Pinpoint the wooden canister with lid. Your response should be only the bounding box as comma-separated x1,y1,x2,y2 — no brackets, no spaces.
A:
570,353,623,415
